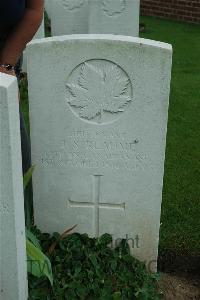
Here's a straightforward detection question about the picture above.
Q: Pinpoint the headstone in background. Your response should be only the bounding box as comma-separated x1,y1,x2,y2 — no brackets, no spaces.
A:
34,18,45,39
27,35,172,270
89,0,140,36
0,74,27,300
45,0,52,19
51,0,140,36
51,0,89,36
22,18,45,72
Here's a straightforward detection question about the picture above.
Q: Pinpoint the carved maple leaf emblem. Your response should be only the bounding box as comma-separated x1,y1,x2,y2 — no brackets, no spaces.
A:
102,0,126,16
66,62,131,122
62,0,85,10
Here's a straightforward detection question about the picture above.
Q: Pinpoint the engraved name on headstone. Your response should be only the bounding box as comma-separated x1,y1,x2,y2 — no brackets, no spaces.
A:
0,74,27,300
27,35,172,270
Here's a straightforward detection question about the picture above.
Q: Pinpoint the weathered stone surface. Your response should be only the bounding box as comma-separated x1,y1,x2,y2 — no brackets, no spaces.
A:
51,0,89,36
89,0,140,36
0,74,27,299
27,35,172,270
51,0,140,36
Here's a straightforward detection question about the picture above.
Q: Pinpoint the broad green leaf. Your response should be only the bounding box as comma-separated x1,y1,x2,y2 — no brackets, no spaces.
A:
26,239,53,286
26,228,41,250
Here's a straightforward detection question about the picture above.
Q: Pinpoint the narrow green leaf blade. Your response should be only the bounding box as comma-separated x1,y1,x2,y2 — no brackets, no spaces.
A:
23,166,35,190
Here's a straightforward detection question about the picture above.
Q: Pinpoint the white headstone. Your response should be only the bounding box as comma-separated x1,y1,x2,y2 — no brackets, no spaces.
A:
27,35,172,271
22,19,45,72
51,0,140,36
89,0,140,36
34,19,45,40
45,0,52,18
51,0,89,36
0,74,27,299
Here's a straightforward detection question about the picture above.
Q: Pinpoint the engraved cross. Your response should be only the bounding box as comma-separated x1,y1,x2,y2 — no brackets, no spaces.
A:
68,175,125,237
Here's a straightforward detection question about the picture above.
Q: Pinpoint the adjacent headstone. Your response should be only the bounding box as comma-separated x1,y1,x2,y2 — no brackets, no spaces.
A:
51,0,89,36
22,18,45,72
34,18,45,40
45,0,52,19
27,35,172,270
51,0,140,36
0,74,27,299
89,0,140,36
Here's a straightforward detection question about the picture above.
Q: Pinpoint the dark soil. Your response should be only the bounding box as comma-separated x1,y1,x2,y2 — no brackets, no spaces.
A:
158,250,200,274
160,273,200,300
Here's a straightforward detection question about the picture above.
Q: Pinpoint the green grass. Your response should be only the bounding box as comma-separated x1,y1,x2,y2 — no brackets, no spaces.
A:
140,16,200,255
20,17,200,257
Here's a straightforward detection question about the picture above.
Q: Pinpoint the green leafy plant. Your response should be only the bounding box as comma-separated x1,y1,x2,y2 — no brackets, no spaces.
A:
28,228,163,299
24,168,53,286
23,166,34,228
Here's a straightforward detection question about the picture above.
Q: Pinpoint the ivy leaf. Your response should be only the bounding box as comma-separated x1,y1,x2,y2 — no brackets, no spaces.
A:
113,291,122,300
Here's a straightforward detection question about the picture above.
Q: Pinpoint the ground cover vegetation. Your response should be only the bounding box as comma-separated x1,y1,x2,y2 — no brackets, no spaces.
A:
28,228,162,299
